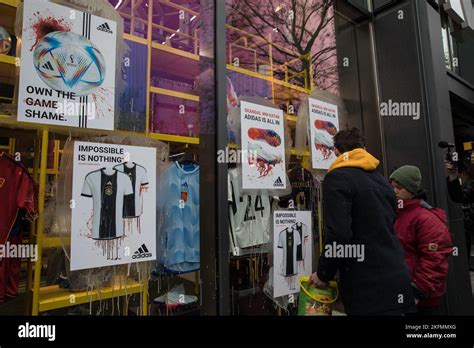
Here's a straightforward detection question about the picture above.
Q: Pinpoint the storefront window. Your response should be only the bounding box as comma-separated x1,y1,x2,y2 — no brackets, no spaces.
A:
224,0,363,315
441,8,474,85
0,0,212,317
1,0,469,326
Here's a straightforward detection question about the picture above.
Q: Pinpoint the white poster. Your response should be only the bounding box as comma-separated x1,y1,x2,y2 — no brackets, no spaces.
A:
273,211,312,298
18,0,117,130
308,98,339,170
241,101,286,189
71,141,156,271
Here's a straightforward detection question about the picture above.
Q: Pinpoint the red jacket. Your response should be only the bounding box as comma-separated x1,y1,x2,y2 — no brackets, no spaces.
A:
394,199,452,307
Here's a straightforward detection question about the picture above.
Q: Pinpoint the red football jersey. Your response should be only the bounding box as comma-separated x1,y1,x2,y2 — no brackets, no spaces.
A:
0,155,36,244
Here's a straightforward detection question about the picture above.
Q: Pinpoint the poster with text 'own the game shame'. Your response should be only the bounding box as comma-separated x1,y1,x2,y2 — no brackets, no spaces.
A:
241,101,286,190
71,141,156,271
18,0,117,130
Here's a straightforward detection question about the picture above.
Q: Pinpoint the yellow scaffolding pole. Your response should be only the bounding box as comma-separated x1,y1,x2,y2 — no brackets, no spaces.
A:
269,32,275,103
24,135,41,314
8,137,15,154
142,277,148,315
158,0,199,17
31,128,49,315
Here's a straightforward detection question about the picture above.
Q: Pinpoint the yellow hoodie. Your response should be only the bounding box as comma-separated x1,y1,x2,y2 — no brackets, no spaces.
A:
328,148,380,173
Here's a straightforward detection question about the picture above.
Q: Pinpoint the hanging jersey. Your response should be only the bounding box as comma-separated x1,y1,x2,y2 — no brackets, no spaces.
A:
278,167,320,246
158,162,200,273
81,169,133,240
0,155,36,243
294,222,310,261
114,162,149,218
278,227,301,277
279,167,317,211
228,167,272,249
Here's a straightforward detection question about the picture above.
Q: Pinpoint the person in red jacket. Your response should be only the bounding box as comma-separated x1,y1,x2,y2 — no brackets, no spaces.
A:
390,165,452,315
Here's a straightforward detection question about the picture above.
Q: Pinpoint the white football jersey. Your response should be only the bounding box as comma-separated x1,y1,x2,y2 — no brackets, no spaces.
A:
114,162,149,218
294,222,310,261
81,168,133,240
228,167,272,249
278,227,301,277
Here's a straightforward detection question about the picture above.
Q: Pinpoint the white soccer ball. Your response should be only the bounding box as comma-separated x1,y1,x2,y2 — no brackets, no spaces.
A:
33,31,106,96
0,26,12,55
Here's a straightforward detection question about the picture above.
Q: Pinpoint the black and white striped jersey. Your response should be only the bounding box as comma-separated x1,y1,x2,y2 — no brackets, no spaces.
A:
81,168,133,240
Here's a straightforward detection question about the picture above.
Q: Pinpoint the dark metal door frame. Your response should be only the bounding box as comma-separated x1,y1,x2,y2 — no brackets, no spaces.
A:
199,0,230,315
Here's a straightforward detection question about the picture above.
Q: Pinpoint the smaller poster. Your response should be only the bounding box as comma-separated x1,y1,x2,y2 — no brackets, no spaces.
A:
241,101,286,189
273,210,312,298
71,141,156,271
308,98,339,170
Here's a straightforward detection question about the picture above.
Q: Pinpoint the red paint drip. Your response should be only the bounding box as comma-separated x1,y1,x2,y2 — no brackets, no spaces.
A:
30,12,71,51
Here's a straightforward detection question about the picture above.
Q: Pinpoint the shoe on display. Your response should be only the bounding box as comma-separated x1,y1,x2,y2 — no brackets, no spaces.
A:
313,127,335,149
248,128,282,147
247,141,282,165
57,274,70,289
153,284,198,306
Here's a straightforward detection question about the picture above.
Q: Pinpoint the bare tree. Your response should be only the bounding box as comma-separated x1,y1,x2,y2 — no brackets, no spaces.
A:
226,0,338,92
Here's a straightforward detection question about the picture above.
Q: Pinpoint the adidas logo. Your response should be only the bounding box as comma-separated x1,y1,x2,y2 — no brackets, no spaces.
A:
274,176,284,187
42,61,54,71
97,22,113,34
132,244,152,259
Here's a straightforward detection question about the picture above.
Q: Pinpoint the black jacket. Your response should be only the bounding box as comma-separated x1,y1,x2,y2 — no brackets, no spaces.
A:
317,167,415,315
446,176,474,204
447,177,474,236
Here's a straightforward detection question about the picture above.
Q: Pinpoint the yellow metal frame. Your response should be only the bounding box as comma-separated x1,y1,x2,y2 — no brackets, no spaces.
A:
158,0,199,17
151,41,199,61
0,54,16,65
31,129,49,315
0,116,197,144
226,25,311,94
0,0,18,7
151,86,199,102
35,276,145,313
229,43,258,73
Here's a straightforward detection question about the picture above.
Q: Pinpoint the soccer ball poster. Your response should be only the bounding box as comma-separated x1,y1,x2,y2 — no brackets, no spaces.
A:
273,211,312,298
308,98,339,170
71,141,156,271
17,0,117,130
240,101,286,190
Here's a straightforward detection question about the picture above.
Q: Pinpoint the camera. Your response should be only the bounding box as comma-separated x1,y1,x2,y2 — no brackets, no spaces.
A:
439,141,457,167
439,141,474,171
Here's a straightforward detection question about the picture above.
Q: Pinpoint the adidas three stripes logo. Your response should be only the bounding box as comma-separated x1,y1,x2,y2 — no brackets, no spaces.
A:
97,22,113,34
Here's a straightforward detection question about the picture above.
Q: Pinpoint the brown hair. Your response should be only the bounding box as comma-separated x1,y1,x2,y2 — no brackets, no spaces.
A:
333,127,366,153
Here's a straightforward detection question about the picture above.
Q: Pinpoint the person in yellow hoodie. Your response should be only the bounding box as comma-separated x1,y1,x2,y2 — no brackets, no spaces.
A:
309,128,415,315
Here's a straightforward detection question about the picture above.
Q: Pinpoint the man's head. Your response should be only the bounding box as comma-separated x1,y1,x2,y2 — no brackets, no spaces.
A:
333,127,366,156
